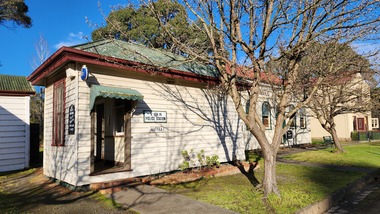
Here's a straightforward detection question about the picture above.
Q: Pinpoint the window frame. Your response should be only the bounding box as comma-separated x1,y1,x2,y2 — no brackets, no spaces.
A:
289,105,296,129
299,108,307,129
262,101,271,129
372,118,379,129
114,99,126,136
52,79,66,146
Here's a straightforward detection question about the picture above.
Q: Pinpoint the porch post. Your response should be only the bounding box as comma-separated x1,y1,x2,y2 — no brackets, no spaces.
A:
90,111,95,173
124,112,132,170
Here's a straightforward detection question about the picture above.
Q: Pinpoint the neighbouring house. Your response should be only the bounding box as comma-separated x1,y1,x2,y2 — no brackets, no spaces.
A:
309,73,373,141
0,74,35,172
27,39,311,187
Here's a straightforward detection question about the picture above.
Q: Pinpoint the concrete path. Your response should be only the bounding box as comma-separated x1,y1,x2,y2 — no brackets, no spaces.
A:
324,178,380,214
106,185,238,214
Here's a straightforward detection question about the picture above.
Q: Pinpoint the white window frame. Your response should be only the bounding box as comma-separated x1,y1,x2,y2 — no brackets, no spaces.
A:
372,118,379,129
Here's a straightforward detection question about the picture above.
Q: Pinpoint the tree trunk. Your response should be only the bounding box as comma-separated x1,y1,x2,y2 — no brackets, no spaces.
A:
330,127,344,153
262,147,280,197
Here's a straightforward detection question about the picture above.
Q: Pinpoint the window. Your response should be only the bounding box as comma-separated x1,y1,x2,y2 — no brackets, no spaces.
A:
245,99,250,114
53,79,65,146
262,102,271,129
115,99,125,135
372,118,379,129
289,105,296,128
299,108,307,129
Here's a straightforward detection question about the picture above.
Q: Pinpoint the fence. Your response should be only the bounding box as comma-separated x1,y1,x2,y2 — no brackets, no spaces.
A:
351,131,380,141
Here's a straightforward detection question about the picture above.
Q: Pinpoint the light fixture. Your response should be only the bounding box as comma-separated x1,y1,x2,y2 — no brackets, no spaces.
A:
81,65,89,81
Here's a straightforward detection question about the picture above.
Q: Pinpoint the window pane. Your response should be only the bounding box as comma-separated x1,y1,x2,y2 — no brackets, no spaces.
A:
262,102,270,128
300,117,306,129
262,102,270,116
263,116,269,128
115,99,125,134
53,81,65,146
300,108,306,129
115,106,124,133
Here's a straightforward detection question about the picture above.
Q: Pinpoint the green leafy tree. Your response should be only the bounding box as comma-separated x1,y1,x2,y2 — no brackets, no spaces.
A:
0,0,32,28
92,0,214,54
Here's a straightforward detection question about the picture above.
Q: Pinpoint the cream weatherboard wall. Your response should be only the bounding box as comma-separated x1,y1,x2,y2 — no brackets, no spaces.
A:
310,112,372,140
0,96,31,172
41,64,312,187
42,66,246,186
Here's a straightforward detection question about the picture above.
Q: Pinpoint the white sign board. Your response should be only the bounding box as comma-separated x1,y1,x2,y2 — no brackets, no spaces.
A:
144,110,167,123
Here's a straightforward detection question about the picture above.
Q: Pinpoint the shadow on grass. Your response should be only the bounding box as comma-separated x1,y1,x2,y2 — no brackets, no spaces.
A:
235,161,260,187
0,169,98,213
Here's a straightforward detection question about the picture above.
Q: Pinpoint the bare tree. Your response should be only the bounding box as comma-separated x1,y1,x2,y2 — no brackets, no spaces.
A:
30,34,50,70
297,42,374,153
30,33,49,145
140,0,380,196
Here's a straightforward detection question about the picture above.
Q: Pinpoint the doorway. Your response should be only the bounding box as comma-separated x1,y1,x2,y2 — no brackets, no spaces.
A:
90,99,133,175
357,118,365,131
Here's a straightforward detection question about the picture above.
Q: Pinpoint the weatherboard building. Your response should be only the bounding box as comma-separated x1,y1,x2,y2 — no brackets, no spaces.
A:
27,39,311,187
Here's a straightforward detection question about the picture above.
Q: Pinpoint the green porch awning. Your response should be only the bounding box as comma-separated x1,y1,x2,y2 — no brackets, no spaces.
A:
89,85,144,111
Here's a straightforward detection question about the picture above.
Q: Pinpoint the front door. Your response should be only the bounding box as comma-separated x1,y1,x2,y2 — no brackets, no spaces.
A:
357,118,365,131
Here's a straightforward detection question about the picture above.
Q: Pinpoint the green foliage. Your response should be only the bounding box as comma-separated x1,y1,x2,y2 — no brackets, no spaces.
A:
351,131,359,141
245,150,262,162
179,149,219,171
178,149,192,171
197,150,206,167
30,89,44,124
0,0,32,28
351,131,380,141
206,155,220,168
92,0,214,54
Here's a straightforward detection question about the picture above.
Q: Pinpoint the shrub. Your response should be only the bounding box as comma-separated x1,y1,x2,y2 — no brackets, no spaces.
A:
178,149,220,171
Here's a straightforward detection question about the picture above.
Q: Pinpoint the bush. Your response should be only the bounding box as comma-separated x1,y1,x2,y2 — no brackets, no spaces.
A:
351,130,380,141
178,149,220,171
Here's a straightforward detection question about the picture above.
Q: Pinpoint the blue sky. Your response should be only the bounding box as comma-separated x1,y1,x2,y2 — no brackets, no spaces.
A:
1,1,378,78
0,0,119,77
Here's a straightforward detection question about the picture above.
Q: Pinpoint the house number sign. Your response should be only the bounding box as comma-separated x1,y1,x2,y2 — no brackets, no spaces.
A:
143,110,167,123
68,104,75,135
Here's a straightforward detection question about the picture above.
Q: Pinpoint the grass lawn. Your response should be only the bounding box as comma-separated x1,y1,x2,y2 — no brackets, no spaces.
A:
159,142,380,214
285,142,380,168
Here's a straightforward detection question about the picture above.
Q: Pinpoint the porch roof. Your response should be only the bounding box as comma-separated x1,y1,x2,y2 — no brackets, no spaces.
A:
90,85,144,111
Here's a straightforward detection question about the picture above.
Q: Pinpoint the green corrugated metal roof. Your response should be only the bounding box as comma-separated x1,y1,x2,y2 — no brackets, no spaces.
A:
0,74,35,93
72,39,217,78
89,85,144,110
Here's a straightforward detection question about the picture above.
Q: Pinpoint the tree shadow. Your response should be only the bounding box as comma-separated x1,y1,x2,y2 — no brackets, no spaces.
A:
154,84,241,162
0,168,106,213
234,161,261,187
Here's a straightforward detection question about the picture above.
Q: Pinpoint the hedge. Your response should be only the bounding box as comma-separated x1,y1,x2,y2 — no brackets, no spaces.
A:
351,131,380,141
